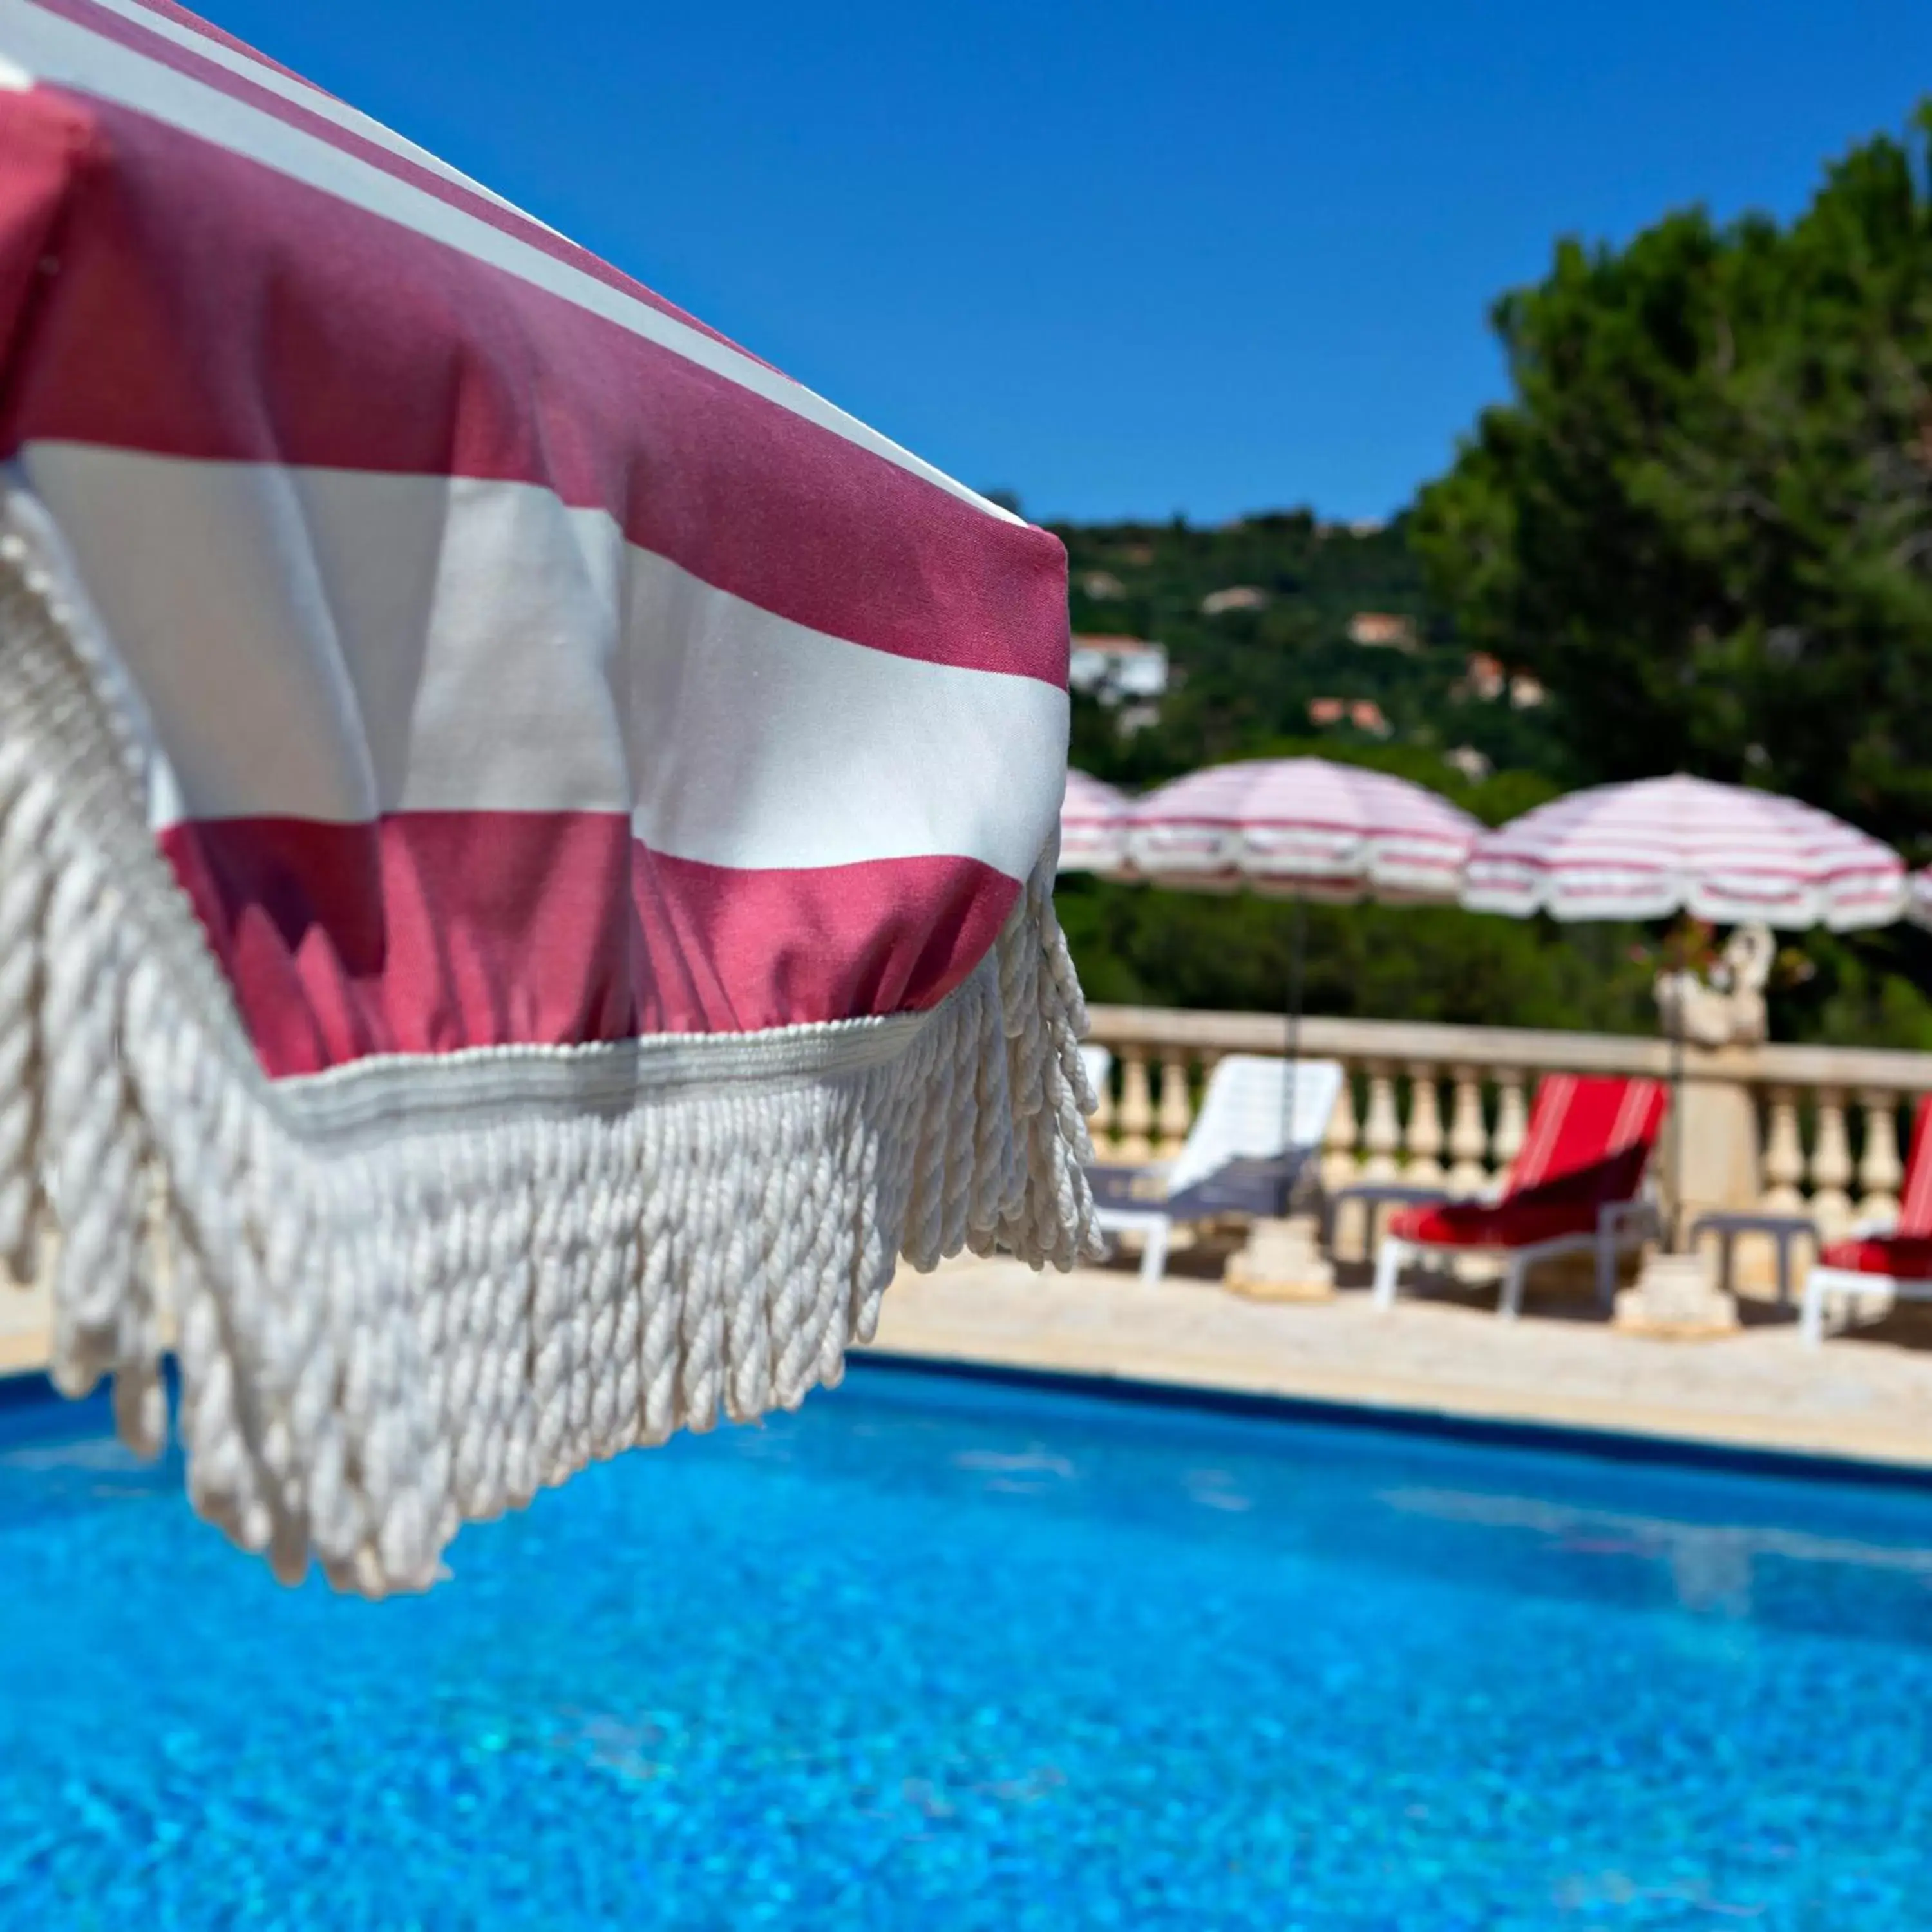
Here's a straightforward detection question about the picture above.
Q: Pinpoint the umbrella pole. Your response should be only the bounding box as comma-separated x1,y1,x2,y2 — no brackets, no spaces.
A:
1669,1014,1685,1251
1282,894,1305,1213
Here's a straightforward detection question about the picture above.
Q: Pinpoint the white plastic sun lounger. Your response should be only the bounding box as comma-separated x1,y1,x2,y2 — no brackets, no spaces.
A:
1085,1054,1343,1284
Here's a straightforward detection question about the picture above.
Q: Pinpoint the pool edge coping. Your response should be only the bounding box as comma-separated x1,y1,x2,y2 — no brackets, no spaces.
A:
8,1352,1932,1495
848,1349,1932,1493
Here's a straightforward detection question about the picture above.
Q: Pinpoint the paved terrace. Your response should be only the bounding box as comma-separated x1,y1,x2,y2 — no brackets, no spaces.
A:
867,1254,1932,1471
8,1260,1932,1469
0,1278,46,1378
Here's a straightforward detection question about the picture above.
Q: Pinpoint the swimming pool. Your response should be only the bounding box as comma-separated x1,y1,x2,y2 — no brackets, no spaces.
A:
3,1362,1931,1929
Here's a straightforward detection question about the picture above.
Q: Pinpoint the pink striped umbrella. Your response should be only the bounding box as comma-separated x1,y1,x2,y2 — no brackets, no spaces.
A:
1122,758,1480,1195
1125,757,1482,903
1465,775,1904,1253
1463,776,1904,931
0,3,1094,1591
1058,769,1130,874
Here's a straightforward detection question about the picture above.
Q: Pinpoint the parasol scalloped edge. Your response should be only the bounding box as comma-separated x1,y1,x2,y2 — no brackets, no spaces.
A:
0,491,1099,1597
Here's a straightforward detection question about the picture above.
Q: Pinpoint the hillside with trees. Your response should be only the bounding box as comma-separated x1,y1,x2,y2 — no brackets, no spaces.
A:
1048,102,1932,1048
1045,511,1660,1037
1055,511,1563,793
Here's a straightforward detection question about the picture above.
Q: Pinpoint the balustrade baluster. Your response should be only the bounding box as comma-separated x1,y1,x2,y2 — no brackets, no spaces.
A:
1116,1050,1155,1163
1361,1064,1401,1182
1758,1088,1804,1215
1321,1066,1361,1194
1157,1054,1193,1160
1447,1068,1488,1197
1492,1072,1528,1187
1857,1090,1904,1226
1404,1065,1445,1186
1808,1088,1853,1240
1323,1064,1367,1258
1087,1054,1117,1159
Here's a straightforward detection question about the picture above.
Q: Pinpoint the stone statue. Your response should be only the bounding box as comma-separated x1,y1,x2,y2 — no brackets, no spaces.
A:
1654,922,1772,1048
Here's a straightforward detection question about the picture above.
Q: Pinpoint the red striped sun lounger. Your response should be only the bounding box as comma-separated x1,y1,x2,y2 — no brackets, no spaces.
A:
1372,1074,1667,1320
0,1,1095,1591
1802,1098,1932,1345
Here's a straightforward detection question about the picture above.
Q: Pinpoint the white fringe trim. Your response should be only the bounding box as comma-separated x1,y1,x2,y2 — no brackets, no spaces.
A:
0,487,1099,1596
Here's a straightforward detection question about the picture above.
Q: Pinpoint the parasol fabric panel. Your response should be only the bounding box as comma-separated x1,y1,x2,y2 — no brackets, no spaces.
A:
1057,769,1128,875
1461,775,1905,930
0,0,1097,1593
1124,757,1481,903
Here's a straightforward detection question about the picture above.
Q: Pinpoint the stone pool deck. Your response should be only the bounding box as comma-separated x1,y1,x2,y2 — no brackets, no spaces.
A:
0,1278,46,1378
866,1255,1932,1472
8,1258,1932,1470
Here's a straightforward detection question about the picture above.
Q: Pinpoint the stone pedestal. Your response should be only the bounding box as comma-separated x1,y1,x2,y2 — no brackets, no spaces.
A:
1667,1065,1773,1289
1613,1247,1739,1340
1669,1072,1759,1228
1223,1215,1335,1302
1654,935,1776,1294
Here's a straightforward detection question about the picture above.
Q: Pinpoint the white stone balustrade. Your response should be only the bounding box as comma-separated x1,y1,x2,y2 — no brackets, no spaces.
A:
1081,1005,1932,1270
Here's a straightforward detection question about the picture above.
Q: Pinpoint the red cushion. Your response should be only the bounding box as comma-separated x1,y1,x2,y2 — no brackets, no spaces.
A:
1819,1235,1932,1282
1394,1136,1658,1248
1389,1197,1603,1250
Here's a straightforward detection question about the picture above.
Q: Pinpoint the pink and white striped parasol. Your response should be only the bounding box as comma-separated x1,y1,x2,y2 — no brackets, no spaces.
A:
1058,769,1130,873
0,2,1095,1592
1124,757,1482,902
1462,776,1904,930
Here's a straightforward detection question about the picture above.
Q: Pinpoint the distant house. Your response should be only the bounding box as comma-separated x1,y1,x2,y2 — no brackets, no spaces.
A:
1079,570,1126,601
1070,636,1169,706
1307,696,1392,739
1347,611,1419,652
1461,652,1507,702
1454,654,1544,707
1200,585,1269,616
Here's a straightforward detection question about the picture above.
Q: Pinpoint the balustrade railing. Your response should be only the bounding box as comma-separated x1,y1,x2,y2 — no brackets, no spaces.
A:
1083,1005,1932,1267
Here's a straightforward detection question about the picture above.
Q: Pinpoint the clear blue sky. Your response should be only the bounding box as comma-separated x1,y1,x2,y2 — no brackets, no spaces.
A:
209,0,1928,526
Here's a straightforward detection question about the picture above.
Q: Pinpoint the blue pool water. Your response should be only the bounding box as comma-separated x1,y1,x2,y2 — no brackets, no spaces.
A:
3,1367,1932,1930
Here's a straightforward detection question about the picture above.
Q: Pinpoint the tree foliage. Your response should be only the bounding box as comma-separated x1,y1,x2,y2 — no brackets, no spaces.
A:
1413,105,1932,851
1056,513,1563,788
1055,876,1662,1036
1046,105,1932,1046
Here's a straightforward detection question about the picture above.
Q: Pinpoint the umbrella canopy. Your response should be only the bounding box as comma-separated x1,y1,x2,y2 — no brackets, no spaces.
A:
1463,774,1904,1259
0,3,1094,1591
1058,769,1130,874
1462,775,1905,931
1125,757,1482,902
